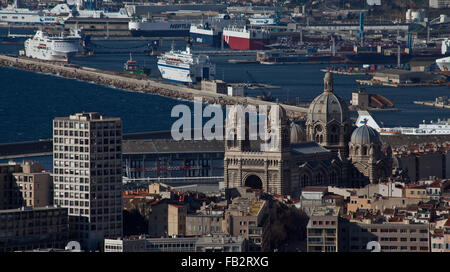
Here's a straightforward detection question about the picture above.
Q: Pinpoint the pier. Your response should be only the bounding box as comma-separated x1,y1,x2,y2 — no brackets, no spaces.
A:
356,79,447,87
0,55,308,120
413,101,450,109
320,68,372,76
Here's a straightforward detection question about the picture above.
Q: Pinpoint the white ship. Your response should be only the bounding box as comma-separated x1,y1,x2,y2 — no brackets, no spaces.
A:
73,7,131,19
356,111,450,135
129,17,199,37
0,2,69,24
24,30,80,62
157,45,215,84
248,13,277,26
0,1,130,25
436,56,450,71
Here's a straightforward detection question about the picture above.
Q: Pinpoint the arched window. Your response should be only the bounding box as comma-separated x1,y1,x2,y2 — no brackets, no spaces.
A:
301,174,310,187
330,171,337,185
315,173,323,185
330,125,339,143
362,146,367,155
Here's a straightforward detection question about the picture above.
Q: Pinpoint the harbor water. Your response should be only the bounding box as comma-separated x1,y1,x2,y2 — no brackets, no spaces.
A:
0,36,449,147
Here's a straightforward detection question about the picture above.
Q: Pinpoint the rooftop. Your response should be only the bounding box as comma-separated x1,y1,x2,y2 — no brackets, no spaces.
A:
310,206,340,217
302,186,328,193
291,142,330,155
229,198,266,217
0,205,65,214
55,112,120,122
123,139,224,154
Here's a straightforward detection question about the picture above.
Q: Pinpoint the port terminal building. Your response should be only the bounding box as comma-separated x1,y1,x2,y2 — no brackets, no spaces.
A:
122,138,224,181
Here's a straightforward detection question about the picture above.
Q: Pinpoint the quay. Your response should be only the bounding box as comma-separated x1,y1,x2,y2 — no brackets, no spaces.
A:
0,54,307,119
192,50,258,57
356,79,446,87
320,69,372,76
413,101,450,109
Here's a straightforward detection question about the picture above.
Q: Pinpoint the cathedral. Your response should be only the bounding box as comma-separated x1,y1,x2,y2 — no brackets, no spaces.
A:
224,72,393,198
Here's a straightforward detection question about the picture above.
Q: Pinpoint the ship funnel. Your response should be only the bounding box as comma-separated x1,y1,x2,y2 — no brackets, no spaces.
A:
186,43,191,54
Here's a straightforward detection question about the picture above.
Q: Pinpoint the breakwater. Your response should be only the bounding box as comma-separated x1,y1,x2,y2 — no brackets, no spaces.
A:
0,55,307,120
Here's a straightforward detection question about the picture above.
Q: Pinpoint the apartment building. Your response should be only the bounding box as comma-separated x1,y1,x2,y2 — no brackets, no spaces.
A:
307,206,340,252
186,211,224,236
343,222,430,252
307,206,430,252
0,161,51,210
195,234,245,252
104,236,198,252
224,198,270,252
13,161,52,208
430,0,450,8
53,112,123,250
105,234,245,252
405,184,428,199
148,200,186,237
0,206,69,252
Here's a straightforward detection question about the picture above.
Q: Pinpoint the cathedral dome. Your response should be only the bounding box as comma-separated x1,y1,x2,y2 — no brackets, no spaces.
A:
350,124,381,145
307,72,349,124
290,122,305,144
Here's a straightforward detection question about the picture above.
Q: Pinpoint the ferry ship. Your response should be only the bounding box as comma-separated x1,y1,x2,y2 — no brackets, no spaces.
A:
222,26,271,50
0,2,71,25
356,111,450,135
157,44,215,84
436,56,450,71
0,6,63,25
24,30,80,62
129,18,198,37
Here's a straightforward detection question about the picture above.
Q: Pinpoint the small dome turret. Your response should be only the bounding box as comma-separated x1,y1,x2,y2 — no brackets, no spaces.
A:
350,124,381,145
290,122,305,144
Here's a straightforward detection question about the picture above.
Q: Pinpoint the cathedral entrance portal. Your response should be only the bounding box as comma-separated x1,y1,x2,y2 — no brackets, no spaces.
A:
244,175,263,190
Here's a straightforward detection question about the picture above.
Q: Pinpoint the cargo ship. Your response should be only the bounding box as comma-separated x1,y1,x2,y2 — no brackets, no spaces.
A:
222,26,271,50
129,18,198,37
344,52,413,64
189,16,245,47
123,53,150,76
189,22,222,47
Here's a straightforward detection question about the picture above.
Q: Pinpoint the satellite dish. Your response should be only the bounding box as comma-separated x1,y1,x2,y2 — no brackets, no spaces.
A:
65,241,81,252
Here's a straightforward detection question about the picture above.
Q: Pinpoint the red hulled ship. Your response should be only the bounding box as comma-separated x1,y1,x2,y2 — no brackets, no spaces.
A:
222,26,271,50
